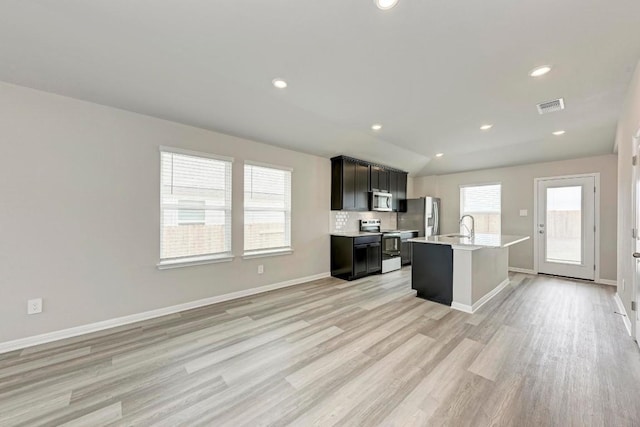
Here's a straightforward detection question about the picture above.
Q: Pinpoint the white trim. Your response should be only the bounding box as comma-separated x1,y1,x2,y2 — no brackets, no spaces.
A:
157,254,234,269
595,173,601,283
471,278,510,312
244,159,293,172
634,130,640,344
614,292,632,336
458,181,502,188
242,248,294,259
597,279,617,287
451,278,510,314
0,272,330,355
159,145,234,162
508,267,536,275
451,302,473,314
533,177,539,274
533,173,600,280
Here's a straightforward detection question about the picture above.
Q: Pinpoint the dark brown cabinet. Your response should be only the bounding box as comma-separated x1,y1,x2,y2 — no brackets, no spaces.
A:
397,172,407,212
370,165,389,192
331,235,381,280
354,163,370,211
331,157,370,211
331,156,407,212
389,171,398,211
389,170,408,212
366,242,381,274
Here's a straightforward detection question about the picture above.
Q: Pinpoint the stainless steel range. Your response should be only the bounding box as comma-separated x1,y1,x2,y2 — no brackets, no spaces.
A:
360,219,402,273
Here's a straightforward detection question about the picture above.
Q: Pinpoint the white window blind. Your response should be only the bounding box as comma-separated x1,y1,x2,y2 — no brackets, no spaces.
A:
160,149,232,263
460,184,501,235
244,163,292,254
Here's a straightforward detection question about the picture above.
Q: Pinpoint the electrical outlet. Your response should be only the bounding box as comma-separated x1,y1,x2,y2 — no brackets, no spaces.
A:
27,298,43,315
622,279,626,291
519,209,528,217
258,265,264,274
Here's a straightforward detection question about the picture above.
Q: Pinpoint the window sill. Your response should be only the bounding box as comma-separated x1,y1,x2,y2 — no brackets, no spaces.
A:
242,248,294,259
157,254,234,270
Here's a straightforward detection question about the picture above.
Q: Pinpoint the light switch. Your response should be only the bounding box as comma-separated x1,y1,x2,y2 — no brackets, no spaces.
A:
519,209,528,217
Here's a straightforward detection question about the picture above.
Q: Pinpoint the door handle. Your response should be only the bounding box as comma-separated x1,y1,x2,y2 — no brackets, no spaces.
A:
634,252,640,258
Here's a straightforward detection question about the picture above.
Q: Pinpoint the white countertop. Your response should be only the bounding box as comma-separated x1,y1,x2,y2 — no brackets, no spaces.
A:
408,234,529,251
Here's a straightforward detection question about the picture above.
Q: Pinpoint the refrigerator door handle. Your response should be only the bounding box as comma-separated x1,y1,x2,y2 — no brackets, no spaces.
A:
433,201,439,235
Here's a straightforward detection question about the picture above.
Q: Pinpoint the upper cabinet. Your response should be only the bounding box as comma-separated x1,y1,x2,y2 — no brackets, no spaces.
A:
370,165,390,192
389,170,399,211
391,170,408,212
331,156,370,211
388,169,408,212
331,156,407,212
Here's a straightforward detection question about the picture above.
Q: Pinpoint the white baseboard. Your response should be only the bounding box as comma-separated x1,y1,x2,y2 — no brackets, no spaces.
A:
0,272,330,355
508,267,536,275
450,302,473,314
471,278,511,313
614,293,632,336
597,278,617,287
451,278,510,315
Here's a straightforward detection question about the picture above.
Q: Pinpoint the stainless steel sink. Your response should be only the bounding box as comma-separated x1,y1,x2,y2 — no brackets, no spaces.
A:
442,234,470,238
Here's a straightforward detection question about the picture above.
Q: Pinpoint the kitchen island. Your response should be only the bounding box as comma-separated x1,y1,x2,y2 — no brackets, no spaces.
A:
408,234,529,313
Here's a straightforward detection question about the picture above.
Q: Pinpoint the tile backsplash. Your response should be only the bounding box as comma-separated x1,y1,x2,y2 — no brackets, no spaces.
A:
330,211,398,233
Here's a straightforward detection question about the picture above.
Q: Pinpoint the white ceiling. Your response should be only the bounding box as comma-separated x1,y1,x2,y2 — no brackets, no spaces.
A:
1,1,639,175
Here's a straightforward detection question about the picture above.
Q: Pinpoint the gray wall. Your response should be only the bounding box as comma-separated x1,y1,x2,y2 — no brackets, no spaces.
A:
0,82,331,343
410,155,618,280
616,59,640,336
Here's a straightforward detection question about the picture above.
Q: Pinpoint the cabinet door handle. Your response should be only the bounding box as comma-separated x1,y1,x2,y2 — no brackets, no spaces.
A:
633,252,640,258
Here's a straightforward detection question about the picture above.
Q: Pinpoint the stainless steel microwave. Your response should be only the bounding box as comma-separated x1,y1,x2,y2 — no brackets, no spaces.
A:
370,191,392,211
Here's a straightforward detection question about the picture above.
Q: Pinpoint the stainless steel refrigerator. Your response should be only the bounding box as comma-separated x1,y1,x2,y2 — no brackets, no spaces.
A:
398,197,440,237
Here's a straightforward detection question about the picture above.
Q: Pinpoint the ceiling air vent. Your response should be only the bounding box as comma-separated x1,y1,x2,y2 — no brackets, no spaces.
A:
536,98,565,115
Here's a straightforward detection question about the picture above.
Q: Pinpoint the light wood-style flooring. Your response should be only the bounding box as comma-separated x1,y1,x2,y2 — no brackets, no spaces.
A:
1,268,639,426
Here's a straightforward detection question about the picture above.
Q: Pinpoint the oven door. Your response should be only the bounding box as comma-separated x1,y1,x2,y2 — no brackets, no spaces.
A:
382,233,401,259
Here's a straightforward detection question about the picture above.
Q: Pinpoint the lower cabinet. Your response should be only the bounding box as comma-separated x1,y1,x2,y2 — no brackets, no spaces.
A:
400,231,419,265
353,244,368,277
366,242,381,274
331,235,382,281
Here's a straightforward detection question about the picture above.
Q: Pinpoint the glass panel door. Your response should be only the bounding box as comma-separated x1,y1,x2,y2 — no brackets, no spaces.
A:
545,186,582,265
537,176,595,280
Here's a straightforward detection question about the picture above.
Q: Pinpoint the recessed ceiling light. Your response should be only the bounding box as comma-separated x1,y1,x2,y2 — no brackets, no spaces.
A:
272,78,287,89
480,124,493,131
530,66,552,77
371,124,382,131
552,130,566,135
375,0,399,10
435,153,444,158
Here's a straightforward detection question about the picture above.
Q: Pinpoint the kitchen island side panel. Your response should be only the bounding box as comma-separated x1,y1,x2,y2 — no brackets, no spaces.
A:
471,247,509,303
452,250,473,306
411,242,453,305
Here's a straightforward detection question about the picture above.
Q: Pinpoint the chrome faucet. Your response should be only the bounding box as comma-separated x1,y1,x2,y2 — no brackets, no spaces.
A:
459,215,475,238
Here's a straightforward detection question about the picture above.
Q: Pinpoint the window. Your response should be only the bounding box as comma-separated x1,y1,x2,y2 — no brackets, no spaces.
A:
460,183,501,235
177,200,206,225
244,162,292,256
159,148,233,267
